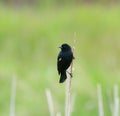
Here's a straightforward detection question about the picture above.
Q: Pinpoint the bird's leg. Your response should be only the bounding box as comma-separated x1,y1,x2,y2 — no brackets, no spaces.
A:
66,71,73,78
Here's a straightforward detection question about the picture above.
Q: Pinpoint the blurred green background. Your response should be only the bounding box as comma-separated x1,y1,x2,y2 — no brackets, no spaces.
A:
0,0,120,116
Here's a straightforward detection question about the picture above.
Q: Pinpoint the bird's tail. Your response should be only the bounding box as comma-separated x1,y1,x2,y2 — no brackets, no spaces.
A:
59,71,67,83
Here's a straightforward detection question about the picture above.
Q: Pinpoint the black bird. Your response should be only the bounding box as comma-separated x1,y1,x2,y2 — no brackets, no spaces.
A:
57,43,74,83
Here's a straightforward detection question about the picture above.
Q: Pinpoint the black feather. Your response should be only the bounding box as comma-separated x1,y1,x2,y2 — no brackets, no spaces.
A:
57,43,74,83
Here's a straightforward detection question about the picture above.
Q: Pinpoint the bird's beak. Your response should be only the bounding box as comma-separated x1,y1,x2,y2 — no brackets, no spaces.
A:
58,46,62,49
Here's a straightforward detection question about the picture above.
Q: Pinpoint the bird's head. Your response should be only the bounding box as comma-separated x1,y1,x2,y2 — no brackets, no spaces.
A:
59,43,71,52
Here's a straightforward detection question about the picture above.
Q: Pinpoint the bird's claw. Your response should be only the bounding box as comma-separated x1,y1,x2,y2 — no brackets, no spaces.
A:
66,71,73,78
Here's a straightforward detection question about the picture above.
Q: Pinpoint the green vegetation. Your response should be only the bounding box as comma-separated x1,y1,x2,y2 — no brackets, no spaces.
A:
0,5,120,116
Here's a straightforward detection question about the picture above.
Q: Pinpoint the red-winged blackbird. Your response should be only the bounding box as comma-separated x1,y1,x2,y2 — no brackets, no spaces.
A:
57,43,74,83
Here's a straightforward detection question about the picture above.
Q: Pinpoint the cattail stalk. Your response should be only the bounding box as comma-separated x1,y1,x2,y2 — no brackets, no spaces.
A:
65,32,76,116
46,89,55,116
97,84,104,116
113,85,119,116
10,76,16,116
